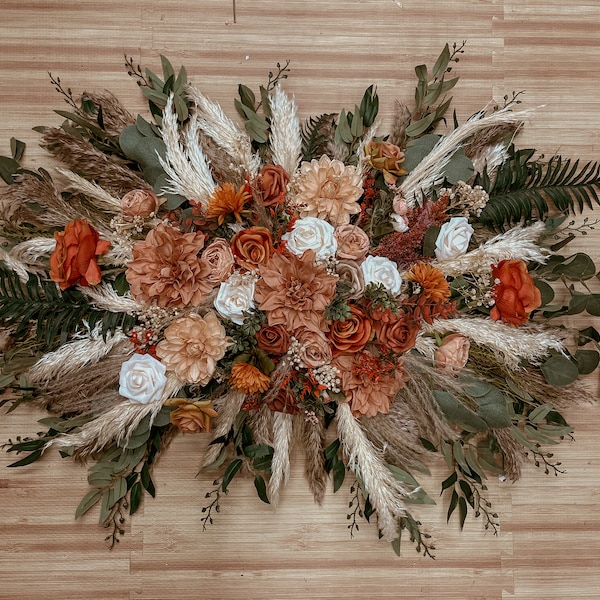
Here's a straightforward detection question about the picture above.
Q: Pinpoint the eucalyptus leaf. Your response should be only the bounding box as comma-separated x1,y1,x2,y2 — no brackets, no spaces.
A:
540,354,579,386
75,489,103,520
433,390,488,432
574,349,600,375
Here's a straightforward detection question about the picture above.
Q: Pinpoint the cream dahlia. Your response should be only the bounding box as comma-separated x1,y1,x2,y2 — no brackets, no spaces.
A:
156,312,230,384
295,155,363,226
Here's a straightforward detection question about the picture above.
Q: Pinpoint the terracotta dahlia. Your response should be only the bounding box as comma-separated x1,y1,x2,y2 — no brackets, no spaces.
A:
295,155,363,226
255,250,337,333
126,223,212,307
155,312,230,385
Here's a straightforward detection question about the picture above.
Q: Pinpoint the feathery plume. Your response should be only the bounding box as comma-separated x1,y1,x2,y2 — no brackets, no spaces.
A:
269,86,302,175
302,417,328,505
401,108,535,206
336,402,409,541
268,411,294,505
56,167,123,213
159,95,216,207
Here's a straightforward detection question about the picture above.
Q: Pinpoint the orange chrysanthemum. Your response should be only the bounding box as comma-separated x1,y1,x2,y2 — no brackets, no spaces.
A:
405,263,451,303
230,363,271,395
206,183,252,225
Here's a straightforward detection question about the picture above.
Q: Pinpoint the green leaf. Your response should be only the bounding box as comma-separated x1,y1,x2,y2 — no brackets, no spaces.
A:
536,279,555,306
140,463,156,497
244,444,273,459
75,489,102,520
7,449,43,468
0,156,21,184
253,474,270,504
528,403,554,424
405,113,436,138
160,55,175,81
10,137,26,161
332,460,346,493
433,390,489,432
112,476,128,502
335,109,353,145
221,458,243,493
540,354,579,386
129,481,143,515
574,349,600,375
238,84,256,110
432,44,451,80
443,150,474,185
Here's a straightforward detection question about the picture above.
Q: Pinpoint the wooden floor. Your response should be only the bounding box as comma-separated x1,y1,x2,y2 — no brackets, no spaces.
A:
1,1,600,598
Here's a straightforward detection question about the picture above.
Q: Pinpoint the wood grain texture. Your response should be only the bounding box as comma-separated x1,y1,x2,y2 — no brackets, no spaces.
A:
0,1,599,599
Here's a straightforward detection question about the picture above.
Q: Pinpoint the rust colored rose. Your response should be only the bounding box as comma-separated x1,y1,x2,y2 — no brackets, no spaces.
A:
365,141,408,184
258,164,290,207
231,226,275,271
165,398,218,433
50,219,111,290
201,238,235,285
267,385,300,414
120,189,161,221
328,305,372,357
435,334,470,372
490,259,542,326
334,224,370,261
373,311,419,355
294,327,333,367
256,324,290,355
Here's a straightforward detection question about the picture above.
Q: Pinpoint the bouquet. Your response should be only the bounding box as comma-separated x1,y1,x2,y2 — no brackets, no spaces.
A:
1,44,599,556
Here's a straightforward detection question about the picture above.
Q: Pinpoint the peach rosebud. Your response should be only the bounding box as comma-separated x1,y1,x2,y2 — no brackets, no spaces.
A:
120,189,161,221
201,238,235,285
231,226,275,271
50,219,110,290
258,164,290,207
435,334,470,372
335,224,370,261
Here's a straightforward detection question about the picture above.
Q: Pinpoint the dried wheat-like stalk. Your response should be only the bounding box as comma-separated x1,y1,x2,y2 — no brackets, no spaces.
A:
268,411,294,505
302,417,328,505
269,86,302,175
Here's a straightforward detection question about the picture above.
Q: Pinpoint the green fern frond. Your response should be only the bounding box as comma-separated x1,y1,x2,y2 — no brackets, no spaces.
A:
301,113,336,161
478,146,600,228
0,267,135,348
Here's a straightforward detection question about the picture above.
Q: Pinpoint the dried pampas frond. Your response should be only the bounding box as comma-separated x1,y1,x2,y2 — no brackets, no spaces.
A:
81,90,135,137
246,403,273,446
268,411,294,505
269,86,302,175
434,221,550,277
302,417,328,505
41,128,146,196
401,108,535,206
202,391,246,467
336,402,409,541
46,373,183,456
419,317,566,370
56,167,123,214
388,100,411,149
186,85,260,177
159,96,215,207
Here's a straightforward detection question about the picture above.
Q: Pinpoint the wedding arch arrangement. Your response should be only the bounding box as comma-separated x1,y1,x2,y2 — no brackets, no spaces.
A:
1,44,599,555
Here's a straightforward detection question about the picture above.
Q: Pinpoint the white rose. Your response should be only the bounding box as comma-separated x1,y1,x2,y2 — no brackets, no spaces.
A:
119,353,167,404
361,255,403,296
282,217,337,260
214,273,256,325
391,214,409,233
434,216,474,260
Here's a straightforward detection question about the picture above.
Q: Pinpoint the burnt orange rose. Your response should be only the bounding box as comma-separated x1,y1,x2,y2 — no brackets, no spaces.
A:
231,226,275,271
120,189,161,221
258,164,290,207
165,398,218,433
267,385,300,414
490,259,542,326
328,305,372,357
365,141,408,184
256,324,290,355
373,311,419,354
50,219,111,290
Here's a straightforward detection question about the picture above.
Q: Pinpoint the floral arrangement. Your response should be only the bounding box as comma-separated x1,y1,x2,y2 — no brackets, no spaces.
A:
1,44,599,556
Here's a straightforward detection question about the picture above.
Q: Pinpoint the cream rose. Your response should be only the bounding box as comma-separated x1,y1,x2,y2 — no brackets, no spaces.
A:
214,273,256,325
390,214,409,233
361,255,402,296
282,217,337,260
434,217,474,261
335,224,370,261
118,353,167,404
